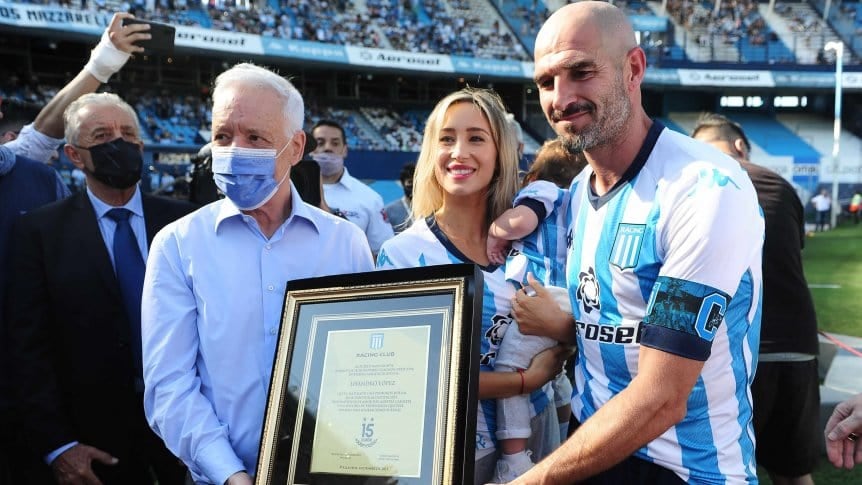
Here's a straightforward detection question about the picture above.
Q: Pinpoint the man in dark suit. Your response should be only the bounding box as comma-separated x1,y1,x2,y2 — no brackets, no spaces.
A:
0,121,70,485
4,92,194,485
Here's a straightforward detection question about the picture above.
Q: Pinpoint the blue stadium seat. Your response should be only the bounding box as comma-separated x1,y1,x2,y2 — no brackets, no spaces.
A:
732,114,821,159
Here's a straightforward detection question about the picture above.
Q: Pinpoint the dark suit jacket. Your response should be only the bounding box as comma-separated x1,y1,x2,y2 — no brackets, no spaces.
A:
4,191,195,480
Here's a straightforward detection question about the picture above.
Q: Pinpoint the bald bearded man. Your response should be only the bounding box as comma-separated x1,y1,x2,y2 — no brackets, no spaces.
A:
505,2,764,483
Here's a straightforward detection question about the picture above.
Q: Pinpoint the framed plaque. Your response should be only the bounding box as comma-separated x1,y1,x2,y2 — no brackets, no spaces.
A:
255,264,482,485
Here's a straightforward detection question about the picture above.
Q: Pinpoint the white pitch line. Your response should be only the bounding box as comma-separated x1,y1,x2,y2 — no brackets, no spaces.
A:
809,284,842,289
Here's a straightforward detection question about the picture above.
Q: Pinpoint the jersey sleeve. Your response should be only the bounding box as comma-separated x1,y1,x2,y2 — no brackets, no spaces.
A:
513,180,565,222
642,163,764,361
376,234,417,269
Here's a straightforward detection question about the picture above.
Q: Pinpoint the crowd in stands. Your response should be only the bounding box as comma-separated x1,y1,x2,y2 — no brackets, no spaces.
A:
361,107,422,152
774,1,824,44
16,0,531,60
253,0,530,61
503,0,551,42
3,73,445,151
616,0,652,15
206,0,385,48
419,0,529,60
0,76,57,112
16,0,858,65
775,2,821,31
127,90,212,145
305,105,390,150
666,0,772,47
838,1,862,34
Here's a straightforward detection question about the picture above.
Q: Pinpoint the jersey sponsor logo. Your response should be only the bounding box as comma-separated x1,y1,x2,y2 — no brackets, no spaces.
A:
576,266,601,313
576,320,644,344
480,313,511,366
687,167,741,197
609,223,645,270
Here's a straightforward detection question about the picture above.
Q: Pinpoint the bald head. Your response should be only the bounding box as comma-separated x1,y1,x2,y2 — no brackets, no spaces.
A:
535,1,636,61
532,0,647,159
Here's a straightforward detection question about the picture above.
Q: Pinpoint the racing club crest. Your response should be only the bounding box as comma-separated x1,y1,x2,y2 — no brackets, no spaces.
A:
609,223,645,270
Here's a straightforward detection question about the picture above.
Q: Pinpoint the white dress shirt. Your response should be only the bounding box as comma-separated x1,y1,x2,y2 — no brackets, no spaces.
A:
142,185,373,484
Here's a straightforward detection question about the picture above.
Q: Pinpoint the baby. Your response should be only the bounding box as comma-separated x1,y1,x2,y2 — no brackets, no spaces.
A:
486,139,586,482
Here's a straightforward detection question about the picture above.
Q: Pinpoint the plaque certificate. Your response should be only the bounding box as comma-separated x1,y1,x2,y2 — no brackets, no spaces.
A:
310,325,430,477
255,265,482,485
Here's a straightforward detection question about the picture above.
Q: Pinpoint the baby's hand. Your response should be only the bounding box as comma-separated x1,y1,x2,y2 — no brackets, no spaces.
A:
486,233,510,266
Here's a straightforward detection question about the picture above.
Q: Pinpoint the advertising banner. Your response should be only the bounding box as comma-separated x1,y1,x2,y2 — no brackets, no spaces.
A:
0,2,107,34
450,56,525,79
678,69,776,87
263,37,347,63
175,25,263,55
345,45,453,73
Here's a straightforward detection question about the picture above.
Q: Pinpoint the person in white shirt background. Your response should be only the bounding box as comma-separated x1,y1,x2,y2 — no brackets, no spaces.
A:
310,119,394,256
811,188,832,232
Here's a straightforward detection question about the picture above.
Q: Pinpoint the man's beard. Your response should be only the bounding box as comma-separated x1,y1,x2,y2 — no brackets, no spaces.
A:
557,74,631,155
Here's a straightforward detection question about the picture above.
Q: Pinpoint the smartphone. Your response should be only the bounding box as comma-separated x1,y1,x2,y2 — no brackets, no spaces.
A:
121,18,176,54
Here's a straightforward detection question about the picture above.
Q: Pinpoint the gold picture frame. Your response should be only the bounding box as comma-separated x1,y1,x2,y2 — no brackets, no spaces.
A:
255,264,482,484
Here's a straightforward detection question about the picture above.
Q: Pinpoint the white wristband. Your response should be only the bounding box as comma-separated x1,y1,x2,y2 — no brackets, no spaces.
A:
83,30,131,83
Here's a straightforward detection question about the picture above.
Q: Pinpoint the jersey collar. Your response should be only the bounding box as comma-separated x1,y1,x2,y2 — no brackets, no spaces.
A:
426,215,499,272
588,120,664,210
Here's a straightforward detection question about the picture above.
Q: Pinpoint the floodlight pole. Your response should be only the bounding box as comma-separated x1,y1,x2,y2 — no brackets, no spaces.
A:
825,40,843,229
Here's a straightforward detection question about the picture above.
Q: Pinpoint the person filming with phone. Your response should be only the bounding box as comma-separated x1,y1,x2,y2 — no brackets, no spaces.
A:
2,12,193,485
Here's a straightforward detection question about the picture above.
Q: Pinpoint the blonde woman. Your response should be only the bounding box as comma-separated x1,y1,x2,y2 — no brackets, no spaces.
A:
376,88,568,483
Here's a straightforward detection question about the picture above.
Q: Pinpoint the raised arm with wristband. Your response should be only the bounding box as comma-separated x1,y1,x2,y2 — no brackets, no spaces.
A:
4,12,150,163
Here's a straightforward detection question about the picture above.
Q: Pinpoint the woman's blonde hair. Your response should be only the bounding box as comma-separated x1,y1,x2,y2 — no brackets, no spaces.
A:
411,88,520,225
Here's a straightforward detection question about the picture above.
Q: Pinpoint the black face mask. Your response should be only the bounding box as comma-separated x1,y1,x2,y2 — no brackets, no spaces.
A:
403,182,413,200
83,138,143,189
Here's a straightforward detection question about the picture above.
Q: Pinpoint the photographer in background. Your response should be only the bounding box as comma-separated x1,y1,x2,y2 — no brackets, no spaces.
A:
189,142,220,205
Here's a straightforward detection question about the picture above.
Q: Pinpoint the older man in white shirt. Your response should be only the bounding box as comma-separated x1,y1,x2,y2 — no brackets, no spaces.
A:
142,63,373,485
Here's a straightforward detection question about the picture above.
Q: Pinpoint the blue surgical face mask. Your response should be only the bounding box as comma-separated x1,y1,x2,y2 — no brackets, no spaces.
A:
211,144,290,210
311,152,345,178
